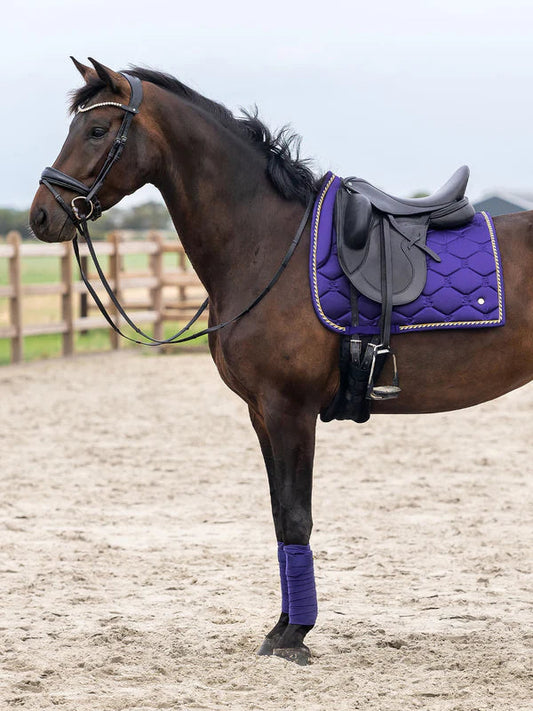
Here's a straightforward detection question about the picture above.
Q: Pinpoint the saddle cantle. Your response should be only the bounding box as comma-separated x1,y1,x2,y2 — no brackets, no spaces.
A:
334,165,475,400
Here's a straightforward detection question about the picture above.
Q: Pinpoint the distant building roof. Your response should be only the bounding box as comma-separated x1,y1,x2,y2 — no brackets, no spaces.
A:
473,190,533,216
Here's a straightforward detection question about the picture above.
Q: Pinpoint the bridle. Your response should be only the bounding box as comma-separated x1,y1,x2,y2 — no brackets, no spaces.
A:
40,73,143,227
39,72,313,346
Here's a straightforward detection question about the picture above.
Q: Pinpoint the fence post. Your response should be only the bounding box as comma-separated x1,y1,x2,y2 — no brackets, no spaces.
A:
178,242,186,304
7,231,23,363
61,242,74,356
149,230,164,341
108,231,122,350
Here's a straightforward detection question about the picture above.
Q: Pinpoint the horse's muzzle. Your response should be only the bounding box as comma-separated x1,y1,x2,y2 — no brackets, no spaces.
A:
29,197,76,243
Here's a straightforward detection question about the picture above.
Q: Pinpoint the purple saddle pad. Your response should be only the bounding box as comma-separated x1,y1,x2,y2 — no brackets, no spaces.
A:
309,173,505,335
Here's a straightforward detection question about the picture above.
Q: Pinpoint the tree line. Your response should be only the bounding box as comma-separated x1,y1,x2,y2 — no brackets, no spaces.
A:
0,201,172,239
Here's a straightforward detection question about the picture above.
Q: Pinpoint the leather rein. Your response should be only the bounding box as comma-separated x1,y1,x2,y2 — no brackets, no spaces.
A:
39,73,313,346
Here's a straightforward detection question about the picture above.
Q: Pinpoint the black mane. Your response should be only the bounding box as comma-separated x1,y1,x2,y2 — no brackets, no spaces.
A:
70,67,319,205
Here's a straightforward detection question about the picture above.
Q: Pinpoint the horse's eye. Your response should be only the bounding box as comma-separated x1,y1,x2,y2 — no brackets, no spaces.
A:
90,127,107,139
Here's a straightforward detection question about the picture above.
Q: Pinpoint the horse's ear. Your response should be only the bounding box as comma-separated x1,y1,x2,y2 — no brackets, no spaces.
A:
70,56,95,82
88,58,123,94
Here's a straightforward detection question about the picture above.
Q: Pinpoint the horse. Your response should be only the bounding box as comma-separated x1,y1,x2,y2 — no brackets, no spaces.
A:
30,58,533,665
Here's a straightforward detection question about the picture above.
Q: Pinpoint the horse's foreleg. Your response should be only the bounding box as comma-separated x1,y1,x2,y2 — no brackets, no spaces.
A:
248,409,290,653
250,405,317,665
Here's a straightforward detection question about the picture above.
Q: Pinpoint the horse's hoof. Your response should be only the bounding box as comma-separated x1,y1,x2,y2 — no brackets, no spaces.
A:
273,646,311,666
256,637,278,656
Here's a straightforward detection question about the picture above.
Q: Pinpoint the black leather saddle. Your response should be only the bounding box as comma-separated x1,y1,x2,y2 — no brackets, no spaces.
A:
335,165,474,306
334,165,475,400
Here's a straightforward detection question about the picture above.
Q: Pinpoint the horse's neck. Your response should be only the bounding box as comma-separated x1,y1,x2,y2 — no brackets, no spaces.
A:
152,104,301,306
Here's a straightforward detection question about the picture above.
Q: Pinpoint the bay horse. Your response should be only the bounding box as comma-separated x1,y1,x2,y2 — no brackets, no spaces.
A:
30,58,533,665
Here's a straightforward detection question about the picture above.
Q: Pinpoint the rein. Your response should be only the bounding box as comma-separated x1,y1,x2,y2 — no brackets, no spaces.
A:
39,73,313,346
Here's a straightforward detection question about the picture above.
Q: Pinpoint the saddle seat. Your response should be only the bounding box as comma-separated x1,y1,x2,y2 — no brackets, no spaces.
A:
343,164,472,218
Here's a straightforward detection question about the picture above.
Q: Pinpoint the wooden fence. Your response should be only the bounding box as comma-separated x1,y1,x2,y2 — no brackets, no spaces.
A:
0,230,208,363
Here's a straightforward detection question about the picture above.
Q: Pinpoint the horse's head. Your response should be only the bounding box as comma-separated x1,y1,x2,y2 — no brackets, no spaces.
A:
30,58,153,243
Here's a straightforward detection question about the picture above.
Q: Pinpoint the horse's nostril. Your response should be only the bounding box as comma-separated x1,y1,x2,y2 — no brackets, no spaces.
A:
34,208,48,227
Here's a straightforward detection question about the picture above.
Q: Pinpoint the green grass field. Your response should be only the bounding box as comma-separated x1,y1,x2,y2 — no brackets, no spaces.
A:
0,247,208,365
0,251,176,284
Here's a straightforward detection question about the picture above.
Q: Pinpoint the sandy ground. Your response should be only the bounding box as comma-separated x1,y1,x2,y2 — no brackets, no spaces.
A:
0,350,531,711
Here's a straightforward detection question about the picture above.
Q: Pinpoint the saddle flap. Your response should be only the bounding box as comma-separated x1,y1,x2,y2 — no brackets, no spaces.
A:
337,208,428,306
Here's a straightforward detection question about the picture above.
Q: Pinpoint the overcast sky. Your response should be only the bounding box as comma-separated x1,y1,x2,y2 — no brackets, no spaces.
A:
3,0,533,209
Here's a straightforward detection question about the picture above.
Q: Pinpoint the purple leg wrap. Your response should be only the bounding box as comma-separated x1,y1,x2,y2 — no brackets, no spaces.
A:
284,544,318,626
277,541,289,614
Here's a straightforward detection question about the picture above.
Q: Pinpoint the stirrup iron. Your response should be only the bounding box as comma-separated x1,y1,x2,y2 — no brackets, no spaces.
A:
366,346,401,400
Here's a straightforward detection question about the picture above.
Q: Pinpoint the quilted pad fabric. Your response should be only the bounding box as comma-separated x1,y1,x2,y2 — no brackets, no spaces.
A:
309,172,505,335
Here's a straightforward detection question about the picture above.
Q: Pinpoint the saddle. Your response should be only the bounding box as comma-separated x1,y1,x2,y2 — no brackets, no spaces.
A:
334,165,475,400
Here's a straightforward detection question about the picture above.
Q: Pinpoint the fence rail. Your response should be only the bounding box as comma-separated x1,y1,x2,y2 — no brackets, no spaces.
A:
0,230,208,363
